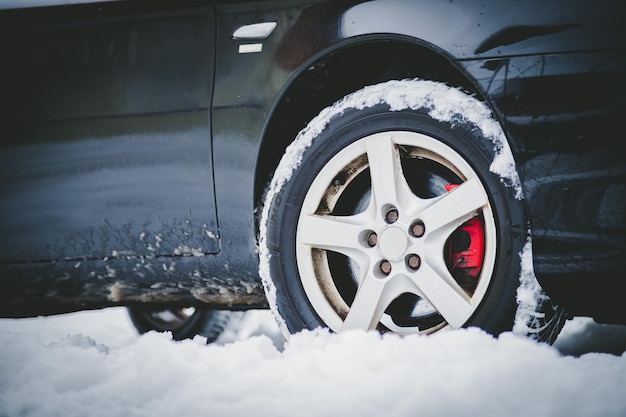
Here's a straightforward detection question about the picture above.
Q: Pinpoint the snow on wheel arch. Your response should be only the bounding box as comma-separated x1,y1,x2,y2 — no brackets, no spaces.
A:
258,79,541,337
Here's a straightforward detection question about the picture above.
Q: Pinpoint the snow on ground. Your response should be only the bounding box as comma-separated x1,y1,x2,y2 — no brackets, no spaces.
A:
1,308,625,417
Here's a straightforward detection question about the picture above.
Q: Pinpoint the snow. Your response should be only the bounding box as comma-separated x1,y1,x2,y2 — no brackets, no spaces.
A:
1,308,625,417
513,238,548,335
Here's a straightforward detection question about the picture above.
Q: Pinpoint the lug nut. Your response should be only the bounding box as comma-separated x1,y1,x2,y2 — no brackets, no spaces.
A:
379,260,392,276
366,232,378,247
385,208,399,224
410,221,425,237
406,254,421,271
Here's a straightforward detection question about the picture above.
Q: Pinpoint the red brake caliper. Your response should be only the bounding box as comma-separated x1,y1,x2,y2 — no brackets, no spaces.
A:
444,184,485,283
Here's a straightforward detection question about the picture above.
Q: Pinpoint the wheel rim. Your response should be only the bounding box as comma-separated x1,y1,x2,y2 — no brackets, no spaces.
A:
296,131,497,334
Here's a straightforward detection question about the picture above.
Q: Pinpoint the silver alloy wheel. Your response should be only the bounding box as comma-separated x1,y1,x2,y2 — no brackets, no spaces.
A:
295,131,497,334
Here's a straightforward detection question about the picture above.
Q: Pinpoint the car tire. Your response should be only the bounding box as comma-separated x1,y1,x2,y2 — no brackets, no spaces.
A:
127,307,240,342
260,79,566,342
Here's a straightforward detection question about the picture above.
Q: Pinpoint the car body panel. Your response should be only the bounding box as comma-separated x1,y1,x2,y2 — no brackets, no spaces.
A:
1,6,219,262
1,0,625,321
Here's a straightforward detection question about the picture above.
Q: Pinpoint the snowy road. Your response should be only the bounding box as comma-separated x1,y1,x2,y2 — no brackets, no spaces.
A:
1,308,625,417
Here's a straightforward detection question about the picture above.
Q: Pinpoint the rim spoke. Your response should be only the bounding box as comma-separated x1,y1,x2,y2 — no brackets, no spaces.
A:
298,212,370,262
410,262,473,328
365,134,414,209
420,178,487,236
341,274,406,331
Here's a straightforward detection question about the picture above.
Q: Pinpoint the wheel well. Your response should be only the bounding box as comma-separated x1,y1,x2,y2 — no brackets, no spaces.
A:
254,38,482,230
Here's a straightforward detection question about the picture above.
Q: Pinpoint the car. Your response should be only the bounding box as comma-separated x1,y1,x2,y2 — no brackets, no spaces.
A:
1,0,625,344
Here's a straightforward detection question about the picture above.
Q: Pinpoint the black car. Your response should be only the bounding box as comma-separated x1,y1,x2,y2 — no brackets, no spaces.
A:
1,0,625,344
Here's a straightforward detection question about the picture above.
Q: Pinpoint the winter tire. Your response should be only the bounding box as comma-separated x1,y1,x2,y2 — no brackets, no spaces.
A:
260,79,565,342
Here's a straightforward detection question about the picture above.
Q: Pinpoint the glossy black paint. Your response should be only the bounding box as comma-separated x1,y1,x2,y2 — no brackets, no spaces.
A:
1,0,625,321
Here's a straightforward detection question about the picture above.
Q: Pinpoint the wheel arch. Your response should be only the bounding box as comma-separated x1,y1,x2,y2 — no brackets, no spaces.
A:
253,35,505,234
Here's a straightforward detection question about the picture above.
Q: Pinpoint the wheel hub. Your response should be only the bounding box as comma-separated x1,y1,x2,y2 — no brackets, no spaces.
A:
378,226,408,260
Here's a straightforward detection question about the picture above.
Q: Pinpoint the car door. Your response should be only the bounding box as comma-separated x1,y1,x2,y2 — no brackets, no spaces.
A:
0,3,219,263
